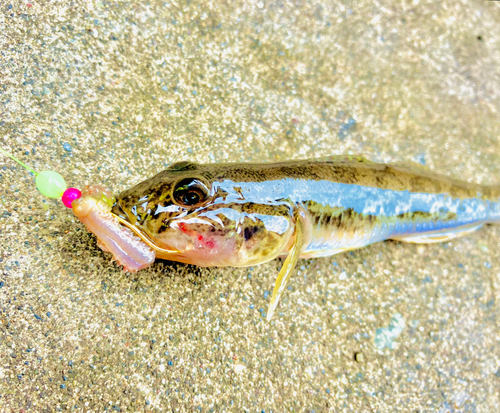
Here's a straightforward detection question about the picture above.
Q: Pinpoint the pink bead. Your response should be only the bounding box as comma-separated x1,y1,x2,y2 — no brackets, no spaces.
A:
62,187,82,208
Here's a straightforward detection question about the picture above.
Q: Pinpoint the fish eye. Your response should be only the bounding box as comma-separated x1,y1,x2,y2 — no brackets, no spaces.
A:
173,178,209,207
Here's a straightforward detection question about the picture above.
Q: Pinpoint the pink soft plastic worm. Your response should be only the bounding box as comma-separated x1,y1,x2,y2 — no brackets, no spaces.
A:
72,185,156,272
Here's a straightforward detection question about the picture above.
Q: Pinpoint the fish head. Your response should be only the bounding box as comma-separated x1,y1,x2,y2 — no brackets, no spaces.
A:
111,161,295,267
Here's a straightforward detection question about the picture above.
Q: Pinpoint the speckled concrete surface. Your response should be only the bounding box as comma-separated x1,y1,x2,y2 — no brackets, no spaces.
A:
1,0,500,411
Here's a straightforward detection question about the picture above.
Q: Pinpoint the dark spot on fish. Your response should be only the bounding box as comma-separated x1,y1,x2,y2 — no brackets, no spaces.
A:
279,166,299,177
324,214,332,226
343,208,354,220
244,226,261,241
375,175,385,187
214,187,230,201
243,227,259,241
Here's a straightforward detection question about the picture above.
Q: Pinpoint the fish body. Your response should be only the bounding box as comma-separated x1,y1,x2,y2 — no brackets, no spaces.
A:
113,156,500,260
74,156,500,318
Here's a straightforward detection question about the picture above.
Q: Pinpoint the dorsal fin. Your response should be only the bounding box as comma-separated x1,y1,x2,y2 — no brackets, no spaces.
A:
389,161,432,174
167,161,199,172
312,155,375,164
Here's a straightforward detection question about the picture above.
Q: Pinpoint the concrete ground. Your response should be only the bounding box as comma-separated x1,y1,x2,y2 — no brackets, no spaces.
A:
1,0,500,411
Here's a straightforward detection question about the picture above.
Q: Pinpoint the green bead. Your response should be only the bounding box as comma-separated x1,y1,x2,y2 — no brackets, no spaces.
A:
36,170,67,198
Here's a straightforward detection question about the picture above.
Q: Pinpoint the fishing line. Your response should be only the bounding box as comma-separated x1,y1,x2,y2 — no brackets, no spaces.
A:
0,146,81,207
0,147,178,252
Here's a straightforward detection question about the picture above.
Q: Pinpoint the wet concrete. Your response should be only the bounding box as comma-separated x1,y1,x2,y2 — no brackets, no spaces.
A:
1,0,500,411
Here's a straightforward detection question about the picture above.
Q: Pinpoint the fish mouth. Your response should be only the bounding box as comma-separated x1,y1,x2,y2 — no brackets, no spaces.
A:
110,214,181,255
72,185,181,272
109,198,183,255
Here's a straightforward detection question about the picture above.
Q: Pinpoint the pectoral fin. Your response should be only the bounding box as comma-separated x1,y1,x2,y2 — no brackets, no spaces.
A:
267,214,304,321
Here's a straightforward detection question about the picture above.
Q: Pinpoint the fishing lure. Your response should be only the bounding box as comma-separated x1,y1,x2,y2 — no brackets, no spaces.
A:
3,149,499,320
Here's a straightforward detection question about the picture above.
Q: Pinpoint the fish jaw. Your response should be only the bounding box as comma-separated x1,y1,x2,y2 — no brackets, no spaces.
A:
151,210,296,267
72,185,156,272
153,224,240,267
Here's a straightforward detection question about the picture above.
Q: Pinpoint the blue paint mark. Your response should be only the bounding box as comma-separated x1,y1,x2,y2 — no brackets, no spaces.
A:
338,118,356,140
415,153,426,165
62,143,72,152
374,313,405,350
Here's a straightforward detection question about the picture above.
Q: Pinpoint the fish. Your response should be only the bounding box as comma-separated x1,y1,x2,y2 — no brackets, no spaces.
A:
71,156,500,319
